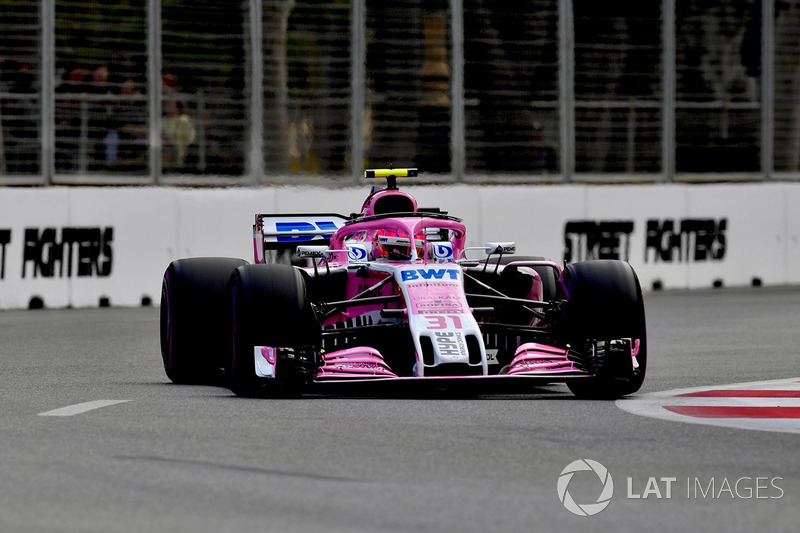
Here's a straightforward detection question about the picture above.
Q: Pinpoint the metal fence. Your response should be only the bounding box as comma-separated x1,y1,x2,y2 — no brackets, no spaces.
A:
0,0,797,185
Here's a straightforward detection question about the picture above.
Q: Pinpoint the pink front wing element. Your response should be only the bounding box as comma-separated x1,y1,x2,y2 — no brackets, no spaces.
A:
261,346,277,365
507,343,583,375
631,338,640,358
317,347,399,380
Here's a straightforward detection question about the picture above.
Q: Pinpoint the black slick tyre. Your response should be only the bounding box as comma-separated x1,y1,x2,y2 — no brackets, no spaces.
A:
560,260,647,399
160,257,247,384
229,264,320,397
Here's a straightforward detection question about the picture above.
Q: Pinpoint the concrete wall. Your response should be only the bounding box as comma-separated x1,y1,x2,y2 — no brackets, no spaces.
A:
1,183,797,309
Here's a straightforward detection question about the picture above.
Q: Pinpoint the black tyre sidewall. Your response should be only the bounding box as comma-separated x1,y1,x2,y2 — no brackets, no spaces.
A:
561,260,647,398
160,257,247,384
229,264,319,397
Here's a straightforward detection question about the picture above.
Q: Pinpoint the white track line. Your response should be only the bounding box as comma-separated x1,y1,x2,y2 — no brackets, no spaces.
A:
38,400,131,417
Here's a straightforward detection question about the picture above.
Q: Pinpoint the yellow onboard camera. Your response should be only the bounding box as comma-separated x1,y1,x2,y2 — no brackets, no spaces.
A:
364,168,418,189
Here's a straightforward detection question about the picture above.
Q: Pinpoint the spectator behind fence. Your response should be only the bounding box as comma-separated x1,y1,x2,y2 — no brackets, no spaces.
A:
1,60,38,174
55,64,88,172
116,76,147,171
162,70,196,169
87,64,120,170
0,58,6,173
531,120,558,173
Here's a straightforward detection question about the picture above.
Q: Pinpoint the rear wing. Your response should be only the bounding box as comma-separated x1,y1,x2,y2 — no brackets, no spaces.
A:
254,213,350,262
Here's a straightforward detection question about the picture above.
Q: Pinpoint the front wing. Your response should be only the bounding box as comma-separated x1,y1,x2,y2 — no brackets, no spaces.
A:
251,340,637,392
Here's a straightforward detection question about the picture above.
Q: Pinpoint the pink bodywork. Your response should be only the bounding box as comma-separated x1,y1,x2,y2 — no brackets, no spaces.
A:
317,346,398,379
321,216,470,326
507,343,582,375
250,186,630,382
328,216,467,270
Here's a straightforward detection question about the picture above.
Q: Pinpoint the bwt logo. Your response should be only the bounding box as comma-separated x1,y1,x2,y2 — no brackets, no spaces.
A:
557,459,614,516
401,268,459,282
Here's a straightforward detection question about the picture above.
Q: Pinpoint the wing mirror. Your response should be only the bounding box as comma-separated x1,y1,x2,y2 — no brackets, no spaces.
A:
296,245,334,276
485,242,516,255
457,241,515,267
296,245,331,259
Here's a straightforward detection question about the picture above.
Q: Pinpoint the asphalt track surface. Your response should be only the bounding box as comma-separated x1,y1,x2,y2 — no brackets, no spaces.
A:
1,287,799,533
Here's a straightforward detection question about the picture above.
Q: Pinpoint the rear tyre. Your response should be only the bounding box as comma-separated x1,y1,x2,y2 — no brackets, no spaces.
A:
160,257,247,384
560,260,647,399
229,264,320,397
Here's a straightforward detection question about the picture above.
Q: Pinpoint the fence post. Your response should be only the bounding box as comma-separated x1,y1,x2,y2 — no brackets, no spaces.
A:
248,0,264,185
148,0,162,184
349,0,366,183
558,0,574,182
450,0,465,182
79,101,88,173
41,0,55,185
761,0,774,180
662,0,676,182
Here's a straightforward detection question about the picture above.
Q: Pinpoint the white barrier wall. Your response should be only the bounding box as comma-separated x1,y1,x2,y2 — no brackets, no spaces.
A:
1,183,798,309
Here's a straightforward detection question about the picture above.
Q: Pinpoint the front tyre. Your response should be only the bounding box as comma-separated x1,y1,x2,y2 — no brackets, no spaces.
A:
229,264,320,397
160,257,247,384
560,260,647,399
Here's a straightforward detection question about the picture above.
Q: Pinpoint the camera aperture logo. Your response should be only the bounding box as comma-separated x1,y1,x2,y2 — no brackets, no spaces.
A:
557,460,785,516
557,459,614,516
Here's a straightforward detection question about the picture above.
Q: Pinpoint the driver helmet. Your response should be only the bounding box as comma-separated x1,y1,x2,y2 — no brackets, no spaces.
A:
373,229,424,261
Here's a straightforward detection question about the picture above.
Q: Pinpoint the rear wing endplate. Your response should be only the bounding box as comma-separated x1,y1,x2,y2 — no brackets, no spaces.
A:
254,213,350,262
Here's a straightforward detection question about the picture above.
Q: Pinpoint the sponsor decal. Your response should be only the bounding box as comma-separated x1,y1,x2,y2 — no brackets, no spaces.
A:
432,243,454,261
347,245,369,262
401,268,459,282
275,220,340,242
408,292,465,315
296,246,328,258
645,218,726,263
0,229,10,280
564,221,634,263
563,218,727,264
486,242,516,255
2,227,114,279
434,330,467,358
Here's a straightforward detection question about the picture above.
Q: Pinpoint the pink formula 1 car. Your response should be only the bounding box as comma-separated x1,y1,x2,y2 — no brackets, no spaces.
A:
160,169,647,399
